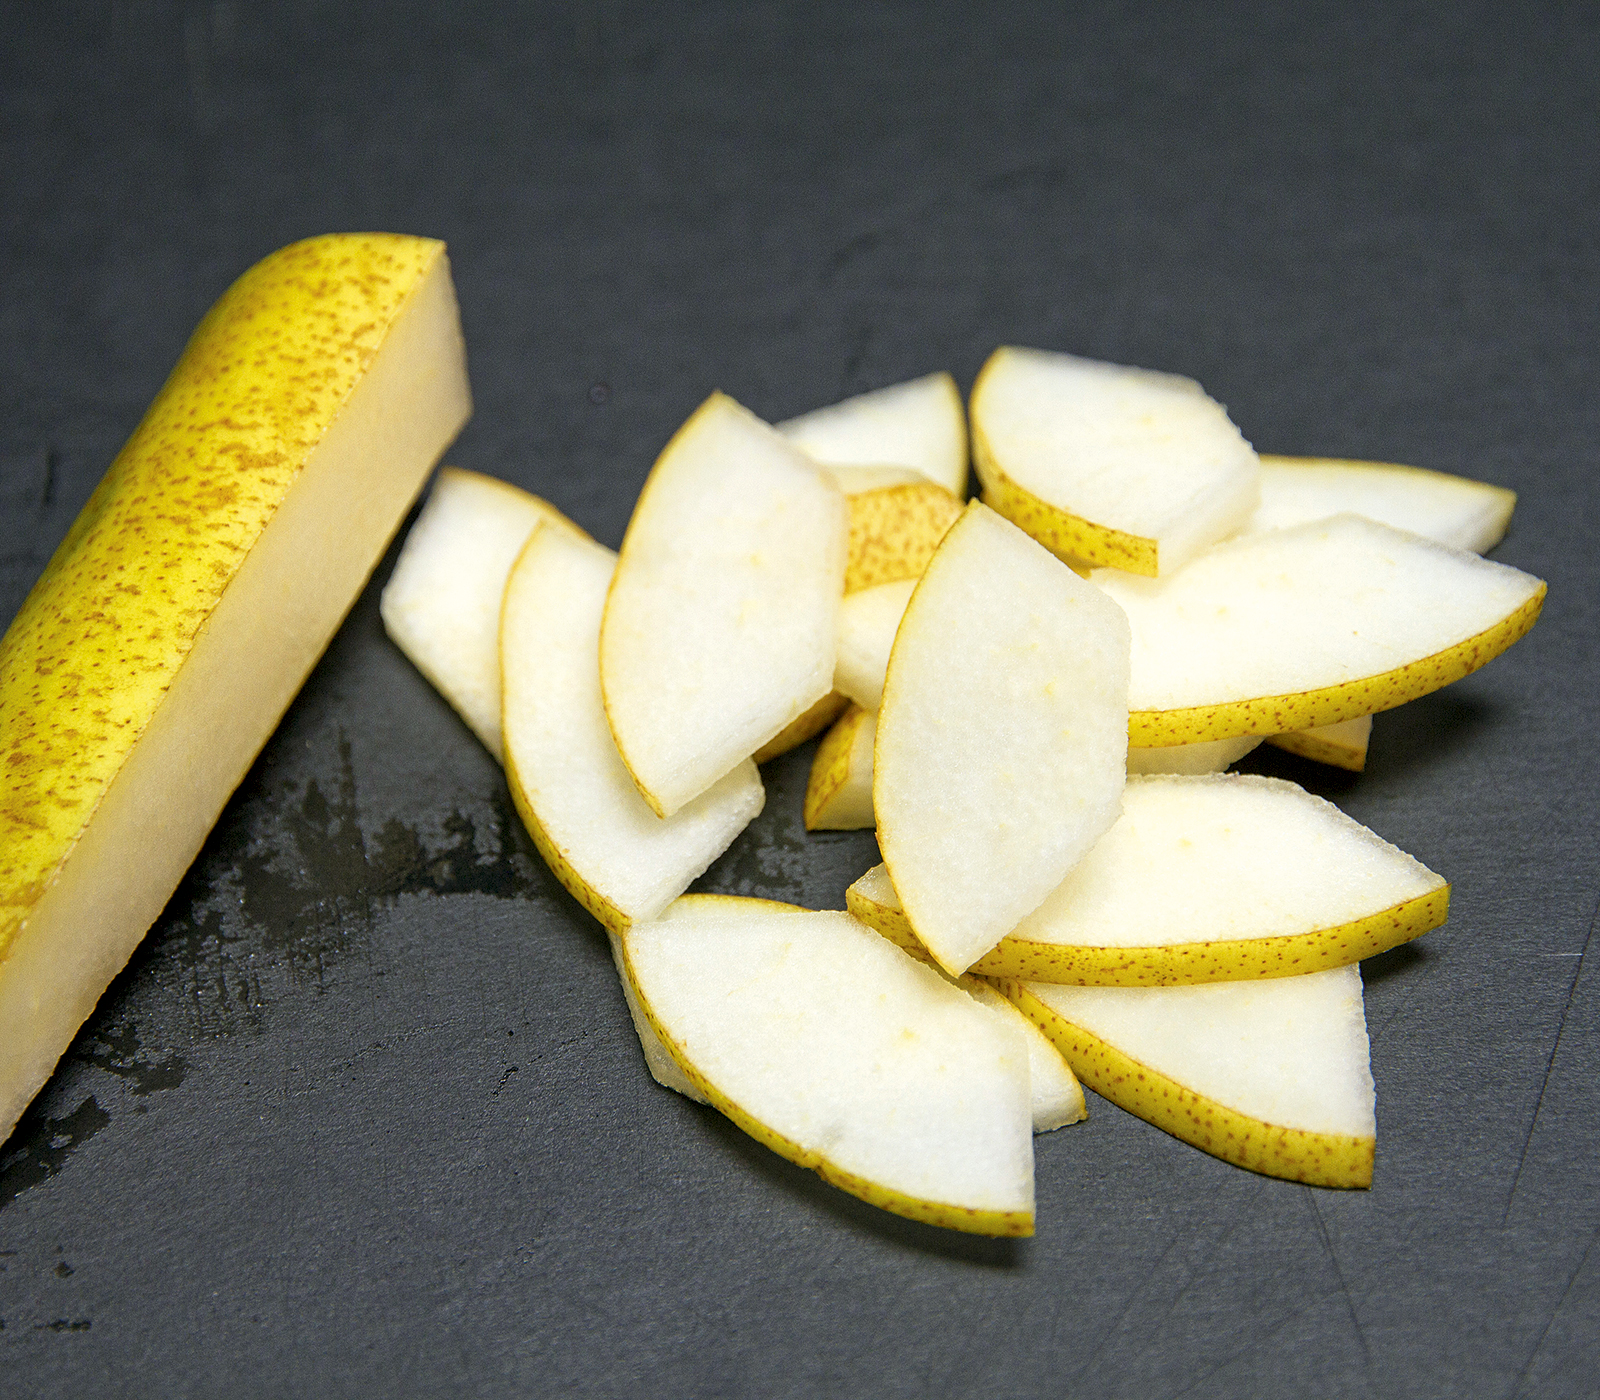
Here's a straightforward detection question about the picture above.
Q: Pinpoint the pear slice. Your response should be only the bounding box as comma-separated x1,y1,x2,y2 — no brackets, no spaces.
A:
382,467,585,759
0,234,471,1141
1268,714,1373,772
749,690,851,764
1250,456,1517,553
600,393,848,817
875,502,1131,976
804,704,877,830
618,898,1035,1235
1127,734,1262,775
1001,968,1377,1186
1100,514,1546,748
851,773,1446,984
844,479,965,594
501,524,763,933
961,978,1087,1132
777,372,969,497
971,347,1260,577
823,464,926,494
834,578,916,711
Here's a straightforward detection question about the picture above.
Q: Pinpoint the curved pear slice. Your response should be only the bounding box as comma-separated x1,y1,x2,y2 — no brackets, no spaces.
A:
1268,714,1372,772
876,503,1131,976
1127,734,1262,775
778,372,969,496
1100,515,1546,748
600,393,847,817
502,526,764,933
961,978,1087,1133
804,704,877,830
835,578,916,711
750,690,850,764
1250,456,1516,554
845,479,965,594
971,347,1260,577
848,773,1448,984
619,900,1035,1236
382,467,585,759
1002,968,1376,1186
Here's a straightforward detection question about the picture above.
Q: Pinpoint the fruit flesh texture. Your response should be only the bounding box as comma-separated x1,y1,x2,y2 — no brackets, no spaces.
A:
971,347,1260,576
501,525,763,932
0,234,471,1141
600,393,848,817
874,503,1130,976
834,579,916,711
621,901,1035,1235
382,467,584,759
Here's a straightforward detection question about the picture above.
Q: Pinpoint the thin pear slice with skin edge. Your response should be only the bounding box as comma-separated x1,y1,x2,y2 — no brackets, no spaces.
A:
804,704,877,830
600,393,848,817
848,773,1449,985
1000,968,1377,1187
1249,456,1516,554
834,578,916,712
502,525,764,935
971,346,1260,577
1101,514,1546,748
1127,734,1262,776
875,502,1131,977
778,372,969,497
962,978,1087,1133
619,900,1036,1236
1268,714,1372,772
845,479,965,594
382,467,587,760
0,233,471,1143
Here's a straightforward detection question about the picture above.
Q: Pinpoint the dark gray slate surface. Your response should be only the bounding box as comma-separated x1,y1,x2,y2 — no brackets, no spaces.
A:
2,2,1597,1395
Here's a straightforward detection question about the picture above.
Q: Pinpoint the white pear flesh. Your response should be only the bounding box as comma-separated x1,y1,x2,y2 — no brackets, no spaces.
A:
834,578,916,711
1269,713,1373,771
381,467,583,760
501,525,763,932
600,393,848,817
971,346,1260,576
1250,456,1516,553
620,900,1035,1235
804,704,877,831
824,464,927,494
1007,967,1376,1186
1126,734,1262,775
1097,514,1546,747
778,372,969,497
875,502,1131,976
962,979,1087,1133
850,773,1447,983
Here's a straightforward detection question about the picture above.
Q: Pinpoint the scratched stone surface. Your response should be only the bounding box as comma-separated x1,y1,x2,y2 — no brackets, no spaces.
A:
1,3,1597,1396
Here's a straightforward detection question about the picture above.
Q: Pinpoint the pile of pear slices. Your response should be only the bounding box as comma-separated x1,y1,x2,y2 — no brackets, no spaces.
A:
380,353,1545,1238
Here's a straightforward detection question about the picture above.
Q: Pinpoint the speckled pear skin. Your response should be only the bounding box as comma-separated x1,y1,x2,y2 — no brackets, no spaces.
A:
0,233,446,960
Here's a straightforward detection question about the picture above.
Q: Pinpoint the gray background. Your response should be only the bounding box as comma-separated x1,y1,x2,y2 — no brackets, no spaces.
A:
2,2,1597,1395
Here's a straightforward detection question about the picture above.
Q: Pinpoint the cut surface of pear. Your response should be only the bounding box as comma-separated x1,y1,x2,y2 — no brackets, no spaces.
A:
834,578,916,711
1126,734,1262,775
0,233,470,1142
1100,514,1546,747
501,525,763,933
971,346,1260,577
845,479,965,594
619,899,1035,1235
1268,714,1372,772
962,978,1087,1132
1250,455,1516,553
778,372,968,497
1003,968,1376,1186
850,773,1447,984
875,502,1131,976
382,467,584,759
600,393,847,817
804,704,877,830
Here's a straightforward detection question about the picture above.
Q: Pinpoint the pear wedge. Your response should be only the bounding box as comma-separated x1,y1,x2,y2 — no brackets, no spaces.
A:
501,525,763,934
749,691,851,764
875,502,1131,976
804,704,876,830
1268,714,1372,772
0,234,471,1141
1000,968,1377,1187
1250,455,1516,553
844,479,964,594
600,393,847,817
382,467,585,759
850,773,1446,984
619,899,1035,1235
778,372,968,497
1101,515,1546,748
834,578,916,711
971,347,1260,576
